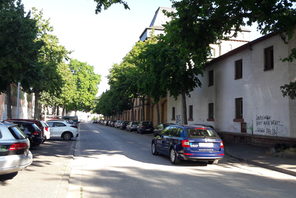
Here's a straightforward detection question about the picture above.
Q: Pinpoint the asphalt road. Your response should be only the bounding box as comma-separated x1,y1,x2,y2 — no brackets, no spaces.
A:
68,123,296,198
0,137,75,198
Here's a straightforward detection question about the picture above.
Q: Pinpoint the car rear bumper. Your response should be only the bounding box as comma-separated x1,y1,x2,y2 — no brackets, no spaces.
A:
0,151,33,175
179,153,224,161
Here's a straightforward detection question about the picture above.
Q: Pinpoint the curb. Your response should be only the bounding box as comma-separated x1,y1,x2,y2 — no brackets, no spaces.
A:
226,152,296,177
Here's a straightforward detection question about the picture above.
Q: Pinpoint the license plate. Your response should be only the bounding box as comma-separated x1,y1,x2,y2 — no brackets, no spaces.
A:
199,143,214,147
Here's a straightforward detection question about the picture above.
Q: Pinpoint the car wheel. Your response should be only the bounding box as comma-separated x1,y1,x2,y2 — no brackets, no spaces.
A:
170,148,180,165
151,142,158,155
62,132,72,141
0,172,18,181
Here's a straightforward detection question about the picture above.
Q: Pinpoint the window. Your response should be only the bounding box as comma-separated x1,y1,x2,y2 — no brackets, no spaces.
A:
208,103,214,121
234,98,243,121
264,46,274,71
54,122,66,127
172,107,175,120
208,70,214,86
235,59,243,79
188,105,193,121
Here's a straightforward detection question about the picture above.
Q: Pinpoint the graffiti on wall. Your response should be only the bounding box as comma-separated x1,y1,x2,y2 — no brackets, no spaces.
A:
254,115,286,136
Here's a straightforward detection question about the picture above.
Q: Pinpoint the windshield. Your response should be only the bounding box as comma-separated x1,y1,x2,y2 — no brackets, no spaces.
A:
187,128,219,138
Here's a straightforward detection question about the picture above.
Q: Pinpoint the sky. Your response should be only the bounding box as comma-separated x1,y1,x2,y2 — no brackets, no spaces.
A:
22,0,173,95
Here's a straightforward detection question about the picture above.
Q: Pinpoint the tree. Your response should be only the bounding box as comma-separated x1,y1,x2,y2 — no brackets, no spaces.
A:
168,0,296,99
21,8,69,119
67,59,101,113
93,0,129,13
0,0,42,118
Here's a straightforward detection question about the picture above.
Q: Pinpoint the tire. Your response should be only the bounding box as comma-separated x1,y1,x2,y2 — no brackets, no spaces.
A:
0,172,18,181
170,148,180,165
62,132,72,141
151,142,158,155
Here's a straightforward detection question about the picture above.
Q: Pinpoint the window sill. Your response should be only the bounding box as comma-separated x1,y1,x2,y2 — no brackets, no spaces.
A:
233,118,244,123
207,118,215,122
188,119,193,121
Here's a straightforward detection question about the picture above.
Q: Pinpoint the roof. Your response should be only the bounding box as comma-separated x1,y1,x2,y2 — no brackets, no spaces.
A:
139,7,174,40
207,32,278,66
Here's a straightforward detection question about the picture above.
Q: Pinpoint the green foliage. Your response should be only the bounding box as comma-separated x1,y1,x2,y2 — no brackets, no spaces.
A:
168,0,296,100
0,0,41,92
67,59,101,112
93,0,129,13
281,81,296,99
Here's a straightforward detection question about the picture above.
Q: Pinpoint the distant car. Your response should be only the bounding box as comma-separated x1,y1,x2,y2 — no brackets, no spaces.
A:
0,121,33,180
62,115,79,126
151,124,224,164
137,121,154,134
46,120,79,141
7,120,43,146
126,121,139,132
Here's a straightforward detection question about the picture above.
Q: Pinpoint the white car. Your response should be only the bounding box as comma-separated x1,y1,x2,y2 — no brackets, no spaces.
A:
40,120,51,141
46,120,78,141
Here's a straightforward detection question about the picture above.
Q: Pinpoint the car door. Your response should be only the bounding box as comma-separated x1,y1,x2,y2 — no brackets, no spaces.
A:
156,127,172,155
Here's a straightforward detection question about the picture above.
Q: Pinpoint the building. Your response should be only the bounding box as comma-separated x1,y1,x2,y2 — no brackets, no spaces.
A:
167,32,296,142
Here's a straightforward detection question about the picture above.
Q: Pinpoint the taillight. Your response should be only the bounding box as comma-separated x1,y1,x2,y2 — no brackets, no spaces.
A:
33,131,40,135
181,140,190,148
220,141,224,149
9,143,28,151
45,127,49,131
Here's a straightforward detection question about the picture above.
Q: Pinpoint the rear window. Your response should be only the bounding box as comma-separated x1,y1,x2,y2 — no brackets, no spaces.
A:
187,128,219,138
9,126,26,139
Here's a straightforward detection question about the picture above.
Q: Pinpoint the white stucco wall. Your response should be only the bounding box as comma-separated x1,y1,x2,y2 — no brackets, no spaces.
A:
167,33,296,138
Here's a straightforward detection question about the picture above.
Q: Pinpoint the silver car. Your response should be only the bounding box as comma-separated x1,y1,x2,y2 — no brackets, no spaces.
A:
0,121,33,180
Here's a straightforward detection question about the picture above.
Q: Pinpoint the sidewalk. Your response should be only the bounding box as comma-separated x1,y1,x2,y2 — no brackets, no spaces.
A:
225,143,296,177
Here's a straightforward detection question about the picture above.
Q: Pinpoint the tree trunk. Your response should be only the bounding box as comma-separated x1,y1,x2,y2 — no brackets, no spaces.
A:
156,103,161,124
131,98,135,121
141,97,145,121
181,91,188,125
34,92,42,120
6,84,12,119
57,106,60,116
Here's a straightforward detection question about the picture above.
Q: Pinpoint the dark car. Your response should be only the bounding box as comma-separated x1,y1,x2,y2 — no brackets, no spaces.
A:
137,121,154,134
6,119,49,142
7,121,43,146
120,121,129,130
126,121,139,132
151,124,224,164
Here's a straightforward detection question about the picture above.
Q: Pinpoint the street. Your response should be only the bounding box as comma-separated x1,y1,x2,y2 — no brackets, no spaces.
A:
68,123,296,198
1,123,296,198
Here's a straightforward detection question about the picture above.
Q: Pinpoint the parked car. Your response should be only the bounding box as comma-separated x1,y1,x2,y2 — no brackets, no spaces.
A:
62,115,79,126
126,121,139,132
6,120,43,146
120,121,129,130
6,119,51,142
137,121,154,134
47,120,79,141
153,123,175,135
40,120,51,141
151,124,224,164
0,121,33,180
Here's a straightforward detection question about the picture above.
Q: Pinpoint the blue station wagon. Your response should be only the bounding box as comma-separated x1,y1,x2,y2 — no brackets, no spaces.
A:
151,125,224,164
